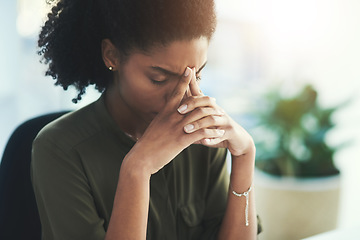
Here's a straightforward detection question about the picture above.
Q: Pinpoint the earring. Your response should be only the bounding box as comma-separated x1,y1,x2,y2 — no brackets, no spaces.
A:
108,66,113,71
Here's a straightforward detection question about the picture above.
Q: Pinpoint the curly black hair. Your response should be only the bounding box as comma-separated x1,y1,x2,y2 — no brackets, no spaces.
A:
38,0,217,103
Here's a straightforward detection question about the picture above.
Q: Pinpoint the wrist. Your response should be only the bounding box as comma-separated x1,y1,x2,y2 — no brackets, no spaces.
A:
231,139,256,160
228,130,256,157
230,145,255,185
120,150,152,183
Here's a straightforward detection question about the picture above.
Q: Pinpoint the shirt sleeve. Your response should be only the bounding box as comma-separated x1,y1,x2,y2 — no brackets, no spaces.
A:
31,133,106,240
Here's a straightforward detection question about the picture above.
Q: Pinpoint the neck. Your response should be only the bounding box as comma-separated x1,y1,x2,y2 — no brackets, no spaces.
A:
104,86,148,140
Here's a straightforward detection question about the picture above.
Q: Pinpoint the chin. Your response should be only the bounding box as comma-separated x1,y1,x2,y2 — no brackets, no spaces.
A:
143,112,158,123
150,112,159,119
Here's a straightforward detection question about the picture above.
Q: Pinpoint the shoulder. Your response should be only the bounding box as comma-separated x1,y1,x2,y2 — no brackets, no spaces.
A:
33,99,104,153
31,99,111,178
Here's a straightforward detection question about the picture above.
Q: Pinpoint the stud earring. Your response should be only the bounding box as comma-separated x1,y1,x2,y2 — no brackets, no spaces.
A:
108,66,113,71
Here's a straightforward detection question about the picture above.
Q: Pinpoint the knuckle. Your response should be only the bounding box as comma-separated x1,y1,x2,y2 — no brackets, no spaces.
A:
185,96,196,104
216,128,225,137
209,115,217,124
193,121,201,130
218,107,225,115
198,128,207,136
203,96,212,102
182,96,196,109
196,107,206,116
206,128,215,137
213,138,222,144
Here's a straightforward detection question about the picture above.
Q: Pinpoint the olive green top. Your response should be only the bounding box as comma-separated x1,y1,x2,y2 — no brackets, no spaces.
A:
31,95,230,240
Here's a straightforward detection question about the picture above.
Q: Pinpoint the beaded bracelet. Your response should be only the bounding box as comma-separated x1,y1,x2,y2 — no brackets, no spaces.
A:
231,184,253,226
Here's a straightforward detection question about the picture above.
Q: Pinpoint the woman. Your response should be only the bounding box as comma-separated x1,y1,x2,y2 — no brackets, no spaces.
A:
32,0,260,239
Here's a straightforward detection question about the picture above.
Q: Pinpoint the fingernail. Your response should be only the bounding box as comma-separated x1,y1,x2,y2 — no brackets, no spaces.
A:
177,104,188,114
204,138,211,144
217,129,225,136
184,124,194,133
184,67,191,77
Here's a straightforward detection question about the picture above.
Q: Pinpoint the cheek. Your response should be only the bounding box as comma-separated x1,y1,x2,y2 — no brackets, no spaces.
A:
119,79,167,110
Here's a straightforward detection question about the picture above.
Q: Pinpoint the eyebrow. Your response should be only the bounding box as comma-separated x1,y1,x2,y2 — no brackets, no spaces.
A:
150,61,208,78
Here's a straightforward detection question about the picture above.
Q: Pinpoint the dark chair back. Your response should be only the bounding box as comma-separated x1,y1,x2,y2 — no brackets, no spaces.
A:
0,111,69,240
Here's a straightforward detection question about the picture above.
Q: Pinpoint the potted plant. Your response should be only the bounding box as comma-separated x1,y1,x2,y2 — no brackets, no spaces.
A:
250,84,344,240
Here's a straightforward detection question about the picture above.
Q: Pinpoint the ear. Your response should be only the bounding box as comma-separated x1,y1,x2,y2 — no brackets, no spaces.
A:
101,39,119,71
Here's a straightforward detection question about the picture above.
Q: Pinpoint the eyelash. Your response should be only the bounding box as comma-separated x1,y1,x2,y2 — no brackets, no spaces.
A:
151,75,201,86
150,79,168,85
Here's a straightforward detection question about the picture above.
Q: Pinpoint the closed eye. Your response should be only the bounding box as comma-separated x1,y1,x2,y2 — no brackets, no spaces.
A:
150,78,168,85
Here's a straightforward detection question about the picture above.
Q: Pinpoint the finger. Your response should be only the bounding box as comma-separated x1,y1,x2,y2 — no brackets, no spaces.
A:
177,95,220,115
167,67,192,109
183,114,227,133
189,67,203,97
189,128,226,142
202,137,224,146
181,71,194,103
185,86,191,98
193,137,223,146
182,107,225,133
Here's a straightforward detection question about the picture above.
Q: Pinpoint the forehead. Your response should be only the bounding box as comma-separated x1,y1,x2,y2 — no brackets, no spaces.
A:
128,37,209,73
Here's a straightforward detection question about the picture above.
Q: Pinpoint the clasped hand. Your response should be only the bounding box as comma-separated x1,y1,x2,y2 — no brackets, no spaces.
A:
132,67,255,175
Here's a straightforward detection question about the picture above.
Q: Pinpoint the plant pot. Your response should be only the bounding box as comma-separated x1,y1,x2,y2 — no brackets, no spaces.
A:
254,168,341,240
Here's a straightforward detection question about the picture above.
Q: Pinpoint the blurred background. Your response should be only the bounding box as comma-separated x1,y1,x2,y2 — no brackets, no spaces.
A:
1,0,359,239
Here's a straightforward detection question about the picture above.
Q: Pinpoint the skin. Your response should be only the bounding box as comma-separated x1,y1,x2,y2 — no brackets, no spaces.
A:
102,37,257,239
